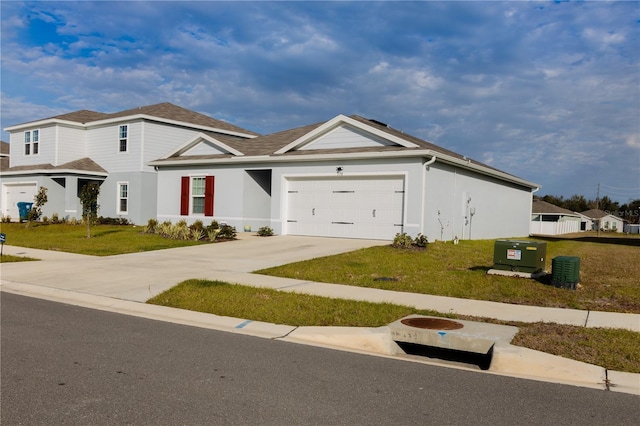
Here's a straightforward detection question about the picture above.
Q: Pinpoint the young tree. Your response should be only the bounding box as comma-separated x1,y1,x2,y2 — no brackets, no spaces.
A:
26,186,48,227
80,183,100,238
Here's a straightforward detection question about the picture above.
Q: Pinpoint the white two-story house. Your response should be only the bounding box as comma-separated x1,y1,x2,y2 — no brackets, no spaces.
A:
0,103,258,224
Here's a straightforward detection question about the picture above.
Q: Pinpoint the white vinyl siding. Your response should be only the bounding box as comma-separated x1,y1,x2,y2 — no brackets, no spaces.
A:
299,124,393,151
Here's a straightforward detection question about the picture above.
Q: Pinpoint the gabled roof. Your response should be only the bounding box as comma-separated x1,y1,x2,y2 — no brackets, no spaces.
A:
164,132,246,158
150,113,537,189
532,200,578,215
581,209,623,220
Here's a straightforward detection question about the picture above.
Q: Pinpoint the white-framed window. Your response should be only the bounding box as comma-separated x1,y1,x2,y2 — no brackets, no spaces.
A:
32,129,39,154
117,182,129,214
191,177,206,214
118,125,128,152
24,131,31,155
180,175,214,216
24,130,40,155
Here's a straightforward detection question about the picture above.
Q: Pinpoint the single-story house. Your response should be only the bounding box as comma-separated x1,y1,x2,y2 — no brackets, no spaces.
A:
3,103,540,241
150,113,539,241
530,199,582,235
580,209,626,233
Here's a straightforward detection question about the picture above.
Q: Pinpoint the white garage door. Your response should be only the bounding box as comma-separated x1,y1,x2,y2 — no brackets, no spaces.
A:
3,183,37,220
286,176,404,240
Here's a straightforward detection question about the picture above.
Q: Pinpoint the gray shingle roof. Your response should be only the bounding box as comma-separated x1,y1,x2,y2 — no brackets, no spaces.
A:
581,209,609,219
532,200,577,215
1,141,10,155
0,157,106,174
101,103,259,136
169,114,506,176
12,103,259,137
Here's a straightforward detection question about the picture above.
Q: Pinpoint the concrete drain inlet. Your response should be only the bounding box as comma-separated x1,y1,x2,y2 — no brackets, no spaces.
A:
388,315,519,370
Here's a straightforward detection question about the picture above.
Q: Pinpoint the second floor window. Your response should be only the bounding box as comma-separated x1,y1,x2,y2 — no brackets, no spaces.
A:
119,125,128,152
24,130,39,155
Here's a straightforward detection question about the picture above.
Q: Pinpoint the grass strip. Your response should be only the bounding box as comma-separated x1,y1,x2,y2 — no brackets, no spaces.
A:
148,279,640,374
0,254,39,263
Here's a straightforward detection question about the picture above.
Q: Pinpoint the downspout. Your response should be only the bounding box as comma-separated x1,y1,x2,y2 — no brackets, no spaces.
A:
420,155,437,235
531,186,540,236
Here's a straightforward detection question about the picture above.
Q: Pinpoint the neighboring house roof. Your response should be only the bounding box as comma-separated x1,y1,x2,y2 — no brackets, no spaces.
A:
581,209,609,219
0,157,107,176
0,141,10,157
532,200,578,215
581,209,625,222
4,102,259,138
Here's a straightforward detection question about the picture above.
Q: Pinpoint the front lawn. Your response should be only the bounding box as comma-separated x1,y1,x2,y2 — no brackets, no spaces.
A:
0,222,204,256
256,238,640,314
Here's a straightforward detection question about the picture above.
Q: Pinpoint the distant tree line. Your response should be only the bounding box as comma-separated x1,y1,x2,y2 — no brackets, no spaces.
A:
534,194,640,224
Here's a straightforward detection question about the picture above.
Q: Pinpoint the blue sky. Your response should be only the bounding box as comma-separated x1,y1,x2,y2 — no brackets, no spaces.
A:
1,1,639,203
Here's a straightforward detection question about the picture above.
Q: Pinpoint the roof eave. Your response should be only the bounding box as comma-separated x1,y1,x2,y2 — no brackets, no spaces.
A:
0,169,109,177
150,149,540,189
88,114,258,139
4,119,86,132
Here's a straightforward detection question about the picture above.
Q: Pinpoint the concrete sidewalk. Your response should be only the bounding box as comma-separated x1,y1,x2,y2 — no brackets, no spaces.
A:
1,234,639,395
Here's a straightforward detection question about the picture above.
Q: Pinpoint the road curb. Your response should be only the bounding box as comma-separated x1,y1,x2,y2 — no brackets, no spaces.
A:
3,280,638,395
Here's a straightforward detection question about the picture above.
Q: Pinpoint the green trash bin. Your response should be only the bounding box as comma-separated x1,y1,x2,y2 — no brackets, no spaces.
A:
17,202,34,221
551,256,580,290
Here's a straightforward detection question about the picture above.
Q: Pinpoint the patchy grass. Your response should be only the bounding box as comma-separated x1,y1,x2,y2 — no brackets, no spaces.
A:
257,238,640,313
0,254,39,263
147,279,448,327
0,223,204,256
148,279,640,373
510,322,640,373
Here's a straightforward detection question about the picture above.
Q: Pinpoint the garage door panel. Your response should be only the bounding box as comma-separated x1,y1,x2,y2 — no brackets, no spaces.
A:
286,176,404,240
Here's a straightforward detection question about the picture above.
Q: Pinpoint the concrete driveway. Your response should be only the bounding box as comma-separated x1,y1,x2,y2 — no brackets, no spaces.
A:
0,234,388,302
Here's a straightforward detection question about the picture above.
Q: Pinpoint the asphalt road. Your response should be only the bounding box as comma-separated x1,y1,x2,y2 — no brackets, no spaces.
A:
2,293,638,425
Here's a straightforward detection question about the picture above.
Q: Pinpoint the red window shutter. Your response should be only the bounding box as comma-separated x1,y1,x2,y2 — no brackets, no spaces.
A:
204,176,215,217
180,176,190,215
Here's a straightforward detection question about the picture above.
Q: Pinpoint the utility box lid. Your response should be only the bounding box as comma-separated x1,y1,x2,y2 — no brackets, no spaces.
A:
493,240,547,273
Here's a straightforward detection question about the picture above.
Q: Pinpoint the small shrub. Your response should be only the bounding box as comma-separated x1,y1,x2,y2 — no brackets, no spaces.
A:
257,226,274,237
189,220,204,233
414,233,429,248
392,233,414,249
96,216,130,225
68,217,79,225
191,228,204,241
145,219,158,234
207,220,220,231
51,213,60,224
42,216,50,224
207,228,221,241
1,215,11,223
217,225,237,240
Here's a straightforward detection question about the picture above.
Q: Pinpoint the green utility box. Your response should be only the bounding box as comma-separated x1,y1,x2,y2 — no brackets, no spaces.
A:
493,240,547,273
551,256,580,290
